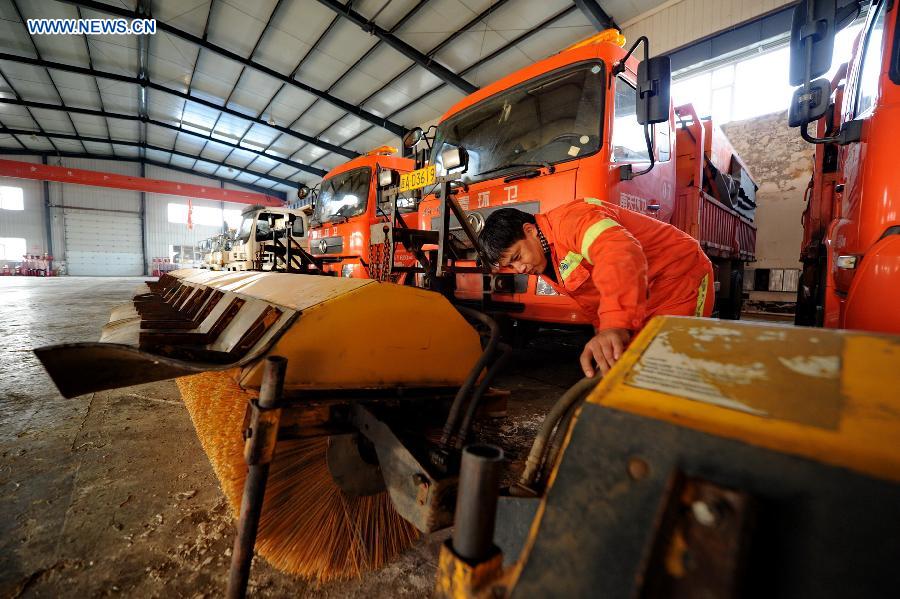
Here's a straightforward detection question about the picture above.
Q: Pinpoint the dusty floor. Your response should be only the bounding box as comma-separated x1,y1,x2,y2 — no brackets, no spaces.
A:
0,276,586,598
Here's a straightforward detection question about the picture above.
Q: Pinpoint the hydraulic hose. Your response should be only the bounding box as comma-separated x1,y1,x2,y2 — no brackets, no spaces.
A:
441,307,500,447
454,342,512,450
537,393,583,488
516,373,602,490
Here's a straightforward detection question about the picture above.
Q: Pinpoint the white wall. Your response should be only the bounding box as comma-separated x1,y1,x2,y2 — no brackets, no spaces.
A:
0,155,46,266
621,0,794,55
0,155,276,274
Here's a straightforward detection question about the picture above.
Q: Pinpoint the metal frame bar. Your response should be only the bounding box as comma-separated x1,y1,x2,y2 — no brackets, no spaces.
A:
9,0,89,155
0,156,283,205
54,0,407,136
75,5,114,157
0,149,287,199
309,4,578,167
171,0,214,166
0,65,62,155
573,0,619,31
0,52,356,160
221,5,348,168
0,98,324,177
257,0,431,174
314,0,478,94
0,126,299,189
136,0,151,160
191,0,284,171
257,0,515,182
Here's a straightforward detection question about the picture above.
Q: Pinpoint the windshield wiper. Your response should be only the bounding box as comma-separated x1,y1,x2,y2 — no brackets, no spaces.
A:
475,161,556,180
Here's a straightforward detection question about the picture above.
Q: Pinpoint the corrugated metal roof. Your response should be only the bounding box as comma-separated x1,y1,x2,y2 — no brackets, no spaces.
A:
0,0,669,193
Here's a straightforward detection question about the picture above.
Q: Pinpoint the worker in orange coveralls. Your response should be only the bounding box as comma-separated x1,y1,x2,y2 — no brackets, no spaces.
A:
479,198,715,377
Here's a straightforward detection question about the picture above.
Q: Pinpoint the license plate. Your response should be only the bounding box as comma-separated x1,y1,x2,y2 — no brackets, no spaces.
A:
399,165,436,192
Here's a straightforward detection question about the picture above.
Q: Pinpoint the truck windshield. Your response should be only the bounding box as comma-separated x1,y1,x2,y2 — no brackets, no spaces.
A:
313,167,371,225
237,215,255,244
431,61,604,180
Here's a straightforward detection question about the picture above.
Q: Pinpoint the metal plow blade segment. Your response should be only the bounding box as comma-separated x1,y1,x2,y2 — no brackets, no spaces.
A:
35,268,483,398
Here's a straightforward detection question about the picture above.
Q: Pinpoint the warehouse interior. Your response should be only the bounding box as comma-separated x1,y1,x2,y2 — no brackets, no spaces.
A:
2,0,898,597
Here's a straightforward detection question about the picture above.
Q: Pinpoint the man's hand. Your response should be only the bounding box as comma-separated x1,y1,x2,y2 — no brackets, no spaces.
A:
580,328,632,377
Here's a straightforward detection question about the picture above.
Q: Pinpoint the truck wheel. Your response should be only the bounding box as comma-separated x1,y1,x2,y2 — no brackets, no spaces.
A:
717,269,744,320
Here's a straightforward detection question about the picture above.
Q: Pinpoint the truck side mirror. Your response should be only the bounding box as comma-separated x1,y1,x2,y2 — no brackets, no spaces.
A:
292,218,305,237
789,0,839,86
636,56,671,125
788,78,831,126
297,185,311,200
402,127,424,149
441,145,469,172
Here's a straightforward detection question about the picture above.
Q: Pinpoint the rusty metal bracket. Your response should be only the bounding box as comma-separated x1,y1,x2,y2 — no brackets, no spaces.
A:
351,403,457,533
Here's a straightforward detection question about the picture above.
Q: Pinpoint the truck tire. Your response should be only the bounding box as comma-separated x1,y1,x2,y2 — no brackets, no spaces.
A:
717,269,744,320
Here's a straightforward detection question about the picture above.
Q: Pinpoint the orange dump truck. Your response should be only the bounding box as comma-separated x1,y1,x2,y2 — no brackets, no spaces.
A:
415,30,756,325
307,147,418,281
790,0,900,333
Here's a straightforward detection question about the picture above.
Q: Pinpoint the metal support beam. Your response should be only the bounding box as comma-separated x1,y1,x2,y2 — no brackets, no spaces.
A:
53,0,407,137
256,0,431,172
314,0,478,94
0,97,326,177
139,160,149,276
573,0,619,31
9,0,89,155
192,0,283,172
0,158,284,206
0,126,301,188
171,0,213,166
0,52,357,160
288,0,515,170
273,0,513,174
136,0,151,161
311,4,578,166
0,149,286,200
41,155,53,271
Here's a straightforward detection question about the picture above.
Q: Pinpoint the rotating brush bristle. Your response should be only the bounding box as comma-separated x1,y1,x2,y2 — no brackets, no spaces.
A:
176,371,419,582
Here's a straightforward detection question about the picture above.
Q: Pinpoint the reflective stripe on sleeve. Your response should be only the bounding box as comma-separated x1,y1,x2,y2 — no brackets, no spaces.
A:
580,218,620,264
694,274,709,316
584,197,604,206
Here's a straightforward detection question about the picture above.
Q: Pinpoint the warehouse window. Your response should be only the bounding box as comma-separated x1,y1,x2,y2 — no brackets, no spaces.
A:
0,186,24,210
166,202,226,227
224,209,242,231
0,237,27,260
672,21,864,124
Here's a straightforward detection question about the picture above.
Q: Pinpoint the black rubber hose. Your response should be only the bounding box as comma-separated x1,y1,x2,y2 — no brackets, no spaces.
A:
454,342,512,450
536,393,583,489
517,374,602,489
441,307,500,447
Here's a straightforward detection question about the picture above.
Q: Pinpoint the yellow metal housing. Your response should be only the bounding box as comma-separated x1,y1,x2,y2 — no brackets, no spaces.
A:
586,316,900,483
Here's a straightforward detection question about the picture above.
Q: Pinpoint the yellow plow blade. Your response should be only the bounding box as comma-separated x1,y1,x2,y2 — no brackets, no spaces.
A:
36,268,482,398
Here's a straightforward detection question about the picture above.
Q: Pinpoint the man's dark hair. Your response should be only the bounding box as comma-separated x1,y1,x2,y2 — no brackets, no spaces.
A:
479,208,536,265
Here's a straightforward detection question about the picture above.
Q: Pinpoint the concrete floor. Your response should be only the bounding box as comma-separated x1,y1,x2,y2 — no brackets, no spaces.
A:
0,276,585,598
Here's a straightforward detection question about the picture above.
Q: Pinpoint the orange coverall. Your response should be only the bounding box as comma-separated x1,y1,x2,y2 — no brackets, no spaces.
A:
535,198,715,331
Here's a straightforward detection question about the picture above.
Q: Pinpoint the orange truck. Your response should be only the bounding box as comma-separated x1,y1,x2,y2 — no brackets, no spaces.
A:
306,147,418,281
789,0,900,333
412,30,756,325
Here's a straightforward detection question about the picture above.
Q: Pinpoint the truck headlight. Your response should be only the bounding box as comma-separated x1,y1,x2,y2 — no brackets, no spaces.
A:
535,277,558,296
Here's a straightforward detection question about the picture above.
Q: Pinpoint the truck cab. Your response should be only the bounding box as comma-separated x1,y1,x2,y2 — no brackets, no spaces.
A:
789,0,900,333
417,30,755,325
307,147,417,280
226,205,309,272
